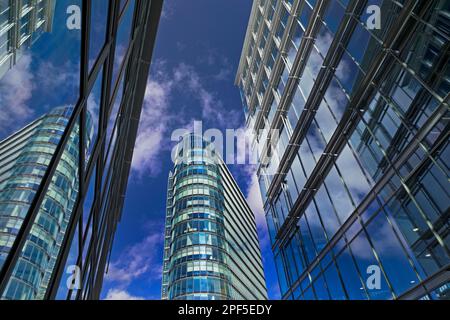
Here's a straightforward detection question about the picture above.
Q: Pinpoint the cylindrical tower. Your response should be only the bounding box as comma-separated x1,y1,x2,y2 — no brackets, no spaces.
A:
0,106,92,300
167,134,233,300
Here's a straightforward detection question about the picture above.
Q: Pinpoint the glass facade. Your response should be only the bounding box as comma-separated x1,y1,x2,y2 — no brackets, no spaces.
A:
0,0,163,300
236,0,449,300
162,134,267,300
0,0,55,78
0,106,92,299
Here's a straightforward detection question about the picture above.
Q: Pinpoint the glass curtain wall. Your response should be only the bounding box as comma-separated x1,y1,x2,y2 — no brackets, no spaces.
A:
0,0,163,300
236,0,449,300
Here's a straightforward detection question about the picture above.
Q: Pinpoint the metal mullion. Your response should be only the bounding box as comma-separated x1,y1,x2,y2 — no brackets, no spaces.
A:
274,0,424,247
118,0,132,21
68,0,90,301
95,0,122,235
83,48,113,304
99,62,128,192
71,0,120,301
0,99,86,296
78,148,103,298
361,220,408,300
83,30,113,183
264,0,361,202
43,0,118,300
246,0,284,119
109,40,133,109
108,68,125,114
78,0,91,280
72,154,117,299
255,0,333,186
95,0,119,178
92,176,123,298
72,188,98,299
90,0,162,300
78,0,139,299
266,0,331,131
44,135,97,299
91,0,162,298
95,0,117,229
91,192,119,298
103,0,121,119
82,57,110,303
284,98,450,293
235,0,262,83
88,41,111,79
115,0,162,220
46,119,96,299
76,206,83,288
0,0,91,295
253,0,320,132
43,0,163,301
90,123,128,298
43,190,85,299
100,101,125,212
399,265,450,300
403,132,450,195
101,33,141,172
110,18,135,107
253,0,306,131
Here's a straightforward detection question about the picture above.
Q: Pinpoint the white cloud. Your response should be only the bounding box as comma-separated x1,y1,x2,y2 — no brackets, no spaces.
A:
213,67,232,81
228,127,269,247
131,72,174,177
131,60,244,178
132,128,165,176
106,233,163,286
161,1,175,20
246,171,265,228
0,54,35,134
104,289,145,300
36,60,79,92
244,166,272,252
233,156,271,251
0,54,84,138
173,63,241,128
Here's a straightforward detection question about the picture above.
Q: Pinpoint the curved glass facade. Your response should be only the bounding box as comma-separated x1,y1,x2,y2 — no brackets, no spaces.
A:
162,134,267,300
0,106,92,300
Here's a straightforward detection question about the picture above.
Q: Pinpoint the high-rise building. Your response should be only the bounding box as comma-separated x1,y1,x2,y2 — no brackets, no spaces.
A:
0,0,163,300
236,0,449,300
162,134,267,300
0,106,92,300
0,0,56,79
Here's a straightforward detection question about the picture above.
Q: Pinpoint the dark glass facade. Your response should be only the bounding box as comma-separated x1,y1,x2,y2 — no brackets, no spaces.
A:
236,0,449,300
0,0,163,300
162,135,267,300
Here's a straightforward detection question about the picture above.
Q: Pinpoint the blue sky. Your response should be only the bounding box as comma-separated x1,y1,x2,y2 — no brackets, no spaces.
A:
0,0,280,300
0,0,81,138
101,0,281,300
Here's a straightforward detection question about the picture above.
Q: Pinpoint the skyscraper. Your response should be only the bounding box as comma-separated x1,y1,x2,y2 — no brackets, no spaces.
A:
0,106,92,300
162,134,267,300
0,0,56,79
236,0,449,300
0,0,163,300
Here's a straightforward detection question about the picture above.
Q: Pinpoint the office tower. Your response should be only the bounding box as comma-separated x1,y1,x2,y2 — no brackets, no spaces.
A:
0,0,163,300
236,0,449,300
0,0,56,79
0,106,92,300
162,134,267,300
